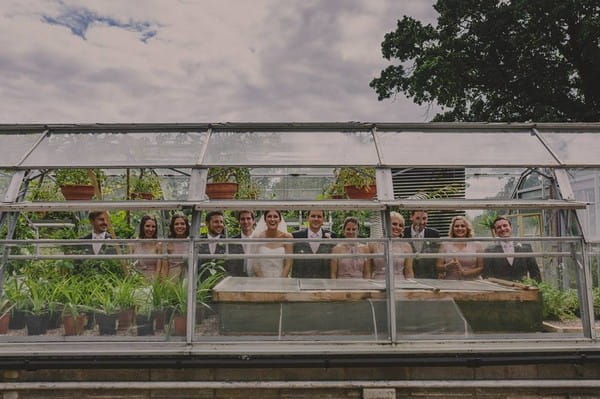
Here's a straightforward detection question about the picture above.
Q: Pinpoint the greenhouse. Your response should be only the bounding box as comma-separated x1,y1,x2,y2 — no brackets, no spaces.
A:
0,122,600,368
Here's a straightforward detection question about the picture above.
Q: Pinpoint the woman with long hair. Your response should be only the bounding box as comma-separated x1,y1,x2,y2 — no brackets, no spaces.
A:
165,213,190,280
436,216,483,280
330,217,371,279
130,214,164,279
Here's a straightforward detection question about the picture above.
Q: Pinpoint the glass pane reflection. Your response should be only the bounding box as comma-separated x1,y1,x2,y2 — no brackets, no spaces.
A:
22,132,208,167
377,131,558,166
204,131,378,166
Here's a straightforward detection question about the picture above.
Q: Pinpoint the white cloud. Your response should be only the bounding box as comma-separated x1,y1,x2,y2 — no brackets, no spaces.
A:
0,0,439,123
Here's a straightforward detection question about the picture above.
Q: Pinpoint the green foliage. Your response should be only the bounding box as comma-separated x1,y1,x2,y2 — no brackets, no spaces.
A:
208,167,250,183
371,0,600,122
130,169,162,197
326,168,375,197
110,210,136,238
25,179,62,201
524,278,579,321
54,169,106,186
593,287,600,318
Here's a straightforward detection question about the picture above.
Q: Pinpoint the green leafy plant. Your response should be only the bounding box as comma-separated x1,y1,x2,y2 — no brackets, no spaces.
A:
207,167,249,183
130,169,162,197
333,167,375,190
54,168,106,186
524,278,579,321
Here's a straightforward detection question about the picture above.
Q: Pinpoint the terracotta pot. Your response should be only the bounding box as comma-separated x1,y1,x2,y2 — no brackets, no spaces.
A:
344,184,377,200
62,313,86,336
0,312,10,334
171,314,187,336
117,308,135,331
60,184,95,200
205,182,238,200
130,192,154,200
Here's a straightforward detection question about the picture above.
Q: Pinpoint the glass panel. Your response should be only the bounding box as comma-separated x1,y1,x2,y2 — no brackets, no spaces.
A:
22,132,208,167
0,239,189,341
198,237,390,342
540,132,600,166
395,236,584,339
567,168,600,241
252,168,335,200
376,131,558,166
204,131,378,166
0,133,41,167
0,169,15,199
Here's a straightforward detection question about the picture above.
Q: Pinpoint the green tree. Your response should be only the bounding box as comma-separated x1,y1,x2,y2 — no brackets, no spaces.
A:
370,0,600,122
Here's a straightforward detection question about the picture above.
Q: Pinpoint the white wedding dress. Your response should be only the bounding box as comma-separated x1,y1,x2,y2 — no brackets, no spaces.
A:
253,246,285,277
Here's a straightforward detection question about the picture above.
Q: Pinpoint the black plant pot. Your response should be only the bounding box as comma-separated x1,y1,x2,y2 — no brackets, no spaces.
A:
25,313,49,335
47,311,61,329
95,313,117,335
9,309,26,330
135,315,155,336
84,311,95,330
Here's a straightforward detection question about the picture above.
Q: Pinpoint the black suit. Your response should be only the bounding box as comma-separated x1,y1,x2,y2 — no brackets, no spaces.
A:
291,229,336,278
403,227,440,279
197,234,246,277
483,242,541,282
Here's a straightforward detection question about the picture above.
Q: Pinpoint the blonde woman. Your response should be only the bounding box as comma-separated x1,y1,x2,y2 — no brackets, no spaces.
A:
369,211,414,279
436,216,483,280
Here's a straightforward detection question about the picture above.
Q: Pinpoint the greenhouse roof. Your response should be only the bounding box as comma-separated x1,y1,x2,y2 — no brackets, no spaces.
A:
1,122,600,168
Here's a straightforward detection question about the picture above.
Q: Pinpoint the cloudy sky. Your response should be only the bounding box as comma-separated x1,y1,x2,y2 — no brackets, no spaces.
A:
0,0,438,123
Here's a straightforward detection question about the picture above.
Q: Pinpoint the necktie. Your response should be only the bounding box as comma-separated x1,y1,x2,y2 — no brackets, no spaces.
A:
502,241,514,265
309,232,320,253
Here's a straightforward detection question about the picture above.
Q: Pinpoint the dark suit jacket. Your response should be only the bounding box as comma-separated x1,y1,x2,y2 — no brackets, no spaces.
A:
79,233,114,255
403,227,440,279
197,234,246,277
291,229,336,278
483,243,541,282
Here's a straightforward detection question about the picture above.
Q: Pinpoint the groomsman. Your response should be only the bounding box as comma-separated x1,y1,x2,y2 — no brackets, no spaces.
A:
403,210,440,279
231,210,255,276
483,216,541,282
198,211,245,277
291,210,336,278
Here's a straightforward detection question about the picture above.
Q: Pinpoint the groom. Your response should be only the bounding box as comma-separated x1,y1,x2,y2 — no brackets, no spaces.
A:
291,210,336,278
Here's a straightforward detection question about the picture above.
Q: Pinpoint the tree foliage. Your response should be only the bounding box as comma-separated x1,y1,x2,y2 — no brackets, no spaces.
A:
370,0,600,122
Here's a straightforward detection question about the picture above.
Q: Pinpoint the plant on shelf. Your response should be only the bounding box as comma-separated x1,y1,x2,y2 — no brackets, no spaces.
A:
54,169,106,200
206,167,257,199
332,167,376,199
130,169,162,200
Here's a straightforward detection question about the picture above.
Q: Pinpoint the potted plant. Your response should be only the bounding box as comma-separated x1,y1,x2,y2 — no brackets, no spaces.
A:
133,285,155,336
333,167,377,199
161,279,188,336
55,277,86,336
150,278,172,331
54,168,106,200
86,276,120,335
0,296,14,334
206,167,248,199
130,169,162,200
21,277,51,335
196,262,224,323
113,274,143,331
4,275,27,330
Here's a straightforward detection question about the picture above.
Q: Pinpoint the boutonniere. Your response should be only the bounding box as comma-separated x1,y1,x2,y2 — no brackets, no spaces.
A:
324,232,332,239
515,243,523,249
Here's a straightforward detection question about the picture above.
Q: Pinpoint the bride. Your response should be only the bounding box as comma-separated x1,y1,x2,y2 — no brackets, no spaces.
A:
249,210,293,277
